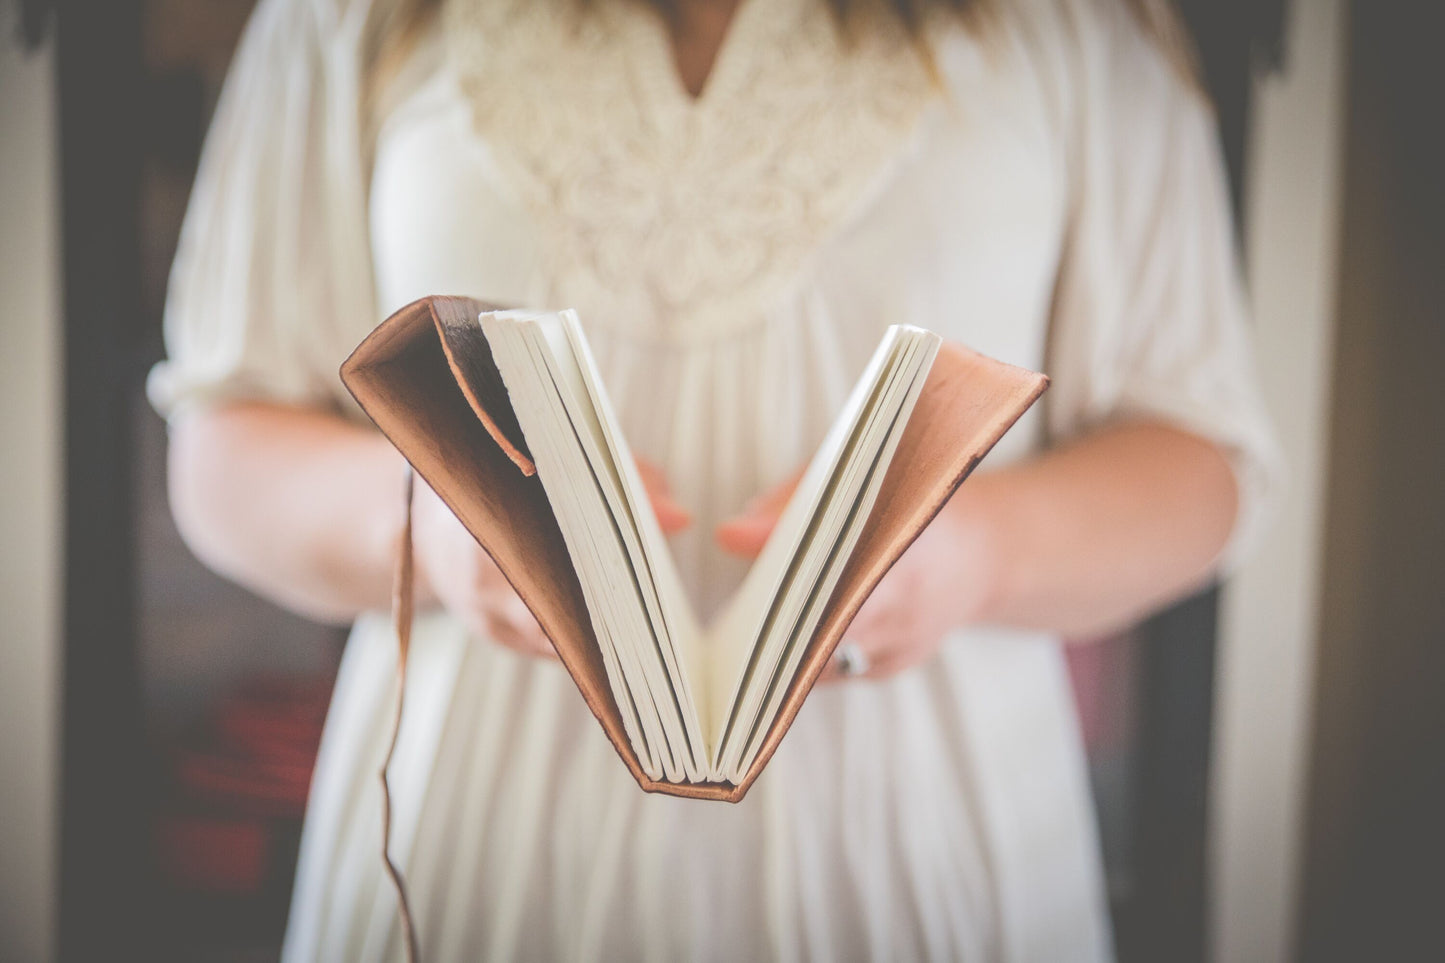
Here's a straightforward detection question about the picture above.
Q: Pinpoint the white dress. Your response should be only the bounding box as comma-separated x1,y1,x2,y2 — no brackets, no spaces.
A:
151,0,1280,959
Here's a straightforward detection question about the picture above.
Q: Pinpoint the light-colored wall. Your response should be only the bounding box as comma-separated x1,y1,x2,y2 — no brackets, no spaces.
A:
0,23,63,963
1210,1,1348,961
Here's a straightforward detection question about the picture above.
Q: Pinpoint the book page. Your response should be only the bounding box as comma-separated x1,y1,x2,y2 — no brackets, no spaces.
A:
522,312,708,779
479,318,669,779
704,328,905,750
732,334,940,779
713,332,929,775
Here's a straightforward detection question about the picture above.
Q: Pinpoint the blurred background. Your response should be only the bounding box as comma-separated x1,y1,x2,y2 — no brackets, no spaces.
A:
1,0,1441,960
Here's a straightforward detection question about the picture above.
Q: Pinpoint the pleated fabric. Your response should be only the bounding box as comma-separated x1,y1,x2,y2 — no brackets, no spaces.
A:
150,0,1282,959
282,618,1110,961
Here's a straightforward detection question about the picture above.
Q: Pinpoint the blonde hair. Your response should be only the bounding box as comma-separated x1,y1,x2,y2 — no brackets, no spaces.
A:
364,0,1199,113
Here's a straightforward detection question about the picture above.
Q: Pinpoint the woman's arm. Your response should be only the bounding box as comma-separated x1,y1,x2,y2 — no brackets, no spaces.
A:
168,402,409,624
719,420,1239,677
169,402,558,656
169,401,691,653
958,421,1238,638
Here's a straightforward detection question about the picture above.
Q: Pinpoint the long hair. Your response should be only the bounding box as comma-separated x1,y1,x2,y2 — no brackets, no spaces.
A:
365,0,1198,112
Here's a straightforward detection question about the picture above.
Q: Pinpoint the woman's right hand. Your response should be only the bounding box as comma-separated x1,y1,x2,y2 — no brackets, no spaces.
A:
411,479,558,658
410,460,690,659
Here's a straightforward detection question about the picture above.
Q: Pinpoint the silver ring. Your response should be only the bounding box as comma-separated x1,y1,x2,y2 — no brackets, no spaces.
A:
833,639,870,677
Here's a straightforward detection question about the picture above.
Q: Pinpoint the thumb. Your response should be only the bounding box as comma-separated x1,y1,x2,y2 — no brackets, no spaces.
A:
634,457,692,534
715,472,803,558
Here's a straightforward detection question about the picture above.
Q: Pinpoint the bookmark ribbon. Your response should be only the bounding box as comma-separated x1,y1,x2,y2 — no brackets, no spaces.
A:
380,468,421,963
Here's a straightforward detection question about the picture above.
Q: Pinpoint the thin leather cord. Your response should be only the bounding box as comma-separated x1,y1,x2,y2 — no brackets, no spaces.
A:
381,468,421,963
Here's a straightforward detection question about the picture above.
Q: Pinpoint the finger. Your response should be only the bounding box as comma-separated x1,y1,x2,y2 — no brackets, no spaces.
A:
818,642,899,684
861,625,954,680
714,514,775,557
492,584,533,621
633,457,667,492
715,472,803,557
749,472,803,516
862,649,926,680
484,610,559,660
483,588,559,659
816,656,846,684
634,458,692,534
652,497,693,535
816,626,893,685
496,626,558,660
843,600,891,648
519,630,560,660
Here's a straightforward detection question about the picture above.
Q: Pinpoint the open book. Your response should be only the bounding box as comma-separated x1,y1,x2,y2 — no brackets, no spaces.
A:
342,296,1047,801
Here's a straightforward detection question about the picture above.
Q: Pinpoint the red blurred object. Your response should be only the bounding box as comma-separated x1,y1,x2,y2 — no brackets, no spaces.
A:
1065,630,1138,752
156,676,331,894
158,816,270,894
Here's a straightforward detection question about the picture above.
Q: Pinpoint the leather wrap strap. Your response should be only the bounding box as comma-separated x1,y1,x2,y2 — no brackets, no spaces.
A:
380,468,421,963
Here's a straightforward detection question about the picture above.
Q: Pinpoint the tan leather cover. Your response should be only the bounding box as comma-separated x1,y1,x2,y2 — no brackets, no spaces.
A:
341,296,1048,802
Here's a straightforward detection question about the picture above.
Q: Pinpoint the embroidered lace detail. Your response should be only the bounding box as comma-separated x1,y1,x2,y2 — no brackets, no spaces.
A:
445,0,934,344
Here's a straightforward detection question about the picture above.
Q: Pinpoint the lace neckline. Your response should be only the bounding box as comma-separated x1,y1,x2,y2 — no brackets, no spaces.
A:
445,0,935,345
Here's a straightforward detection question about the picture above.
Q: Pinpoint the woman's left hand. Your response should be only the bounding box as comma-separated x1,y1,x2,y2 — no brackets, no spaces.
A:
715,474,995,682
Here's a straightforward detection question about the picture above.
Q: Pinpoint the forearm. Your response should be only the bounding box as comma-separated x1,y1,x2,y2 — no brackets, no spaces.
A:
952,421,1240,638
168,402,410,623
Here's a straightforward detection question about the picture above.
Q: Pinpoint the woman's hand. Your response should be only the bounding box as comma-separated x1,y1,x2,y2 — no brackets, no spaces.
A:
714,472,802,557
713,422,1241,673
411,479,556,658
634,459,693,533
412,459,691,658
715,473,993,681
830,509,994,679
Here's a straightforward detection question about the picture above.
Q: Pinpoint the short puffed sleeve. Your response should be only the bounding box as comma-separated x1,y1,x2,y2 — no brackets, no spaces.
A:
148,0,380,420
1044,0,1283,566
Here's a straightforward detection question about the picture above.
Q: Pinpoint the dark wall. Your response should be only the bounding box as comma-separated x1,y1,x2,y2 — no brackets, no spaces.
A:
1301,0,1445,959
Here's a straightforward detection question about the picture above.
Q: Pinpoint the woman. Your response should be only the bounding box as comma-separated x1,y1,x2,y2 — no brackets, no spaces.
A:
154,0,1279,958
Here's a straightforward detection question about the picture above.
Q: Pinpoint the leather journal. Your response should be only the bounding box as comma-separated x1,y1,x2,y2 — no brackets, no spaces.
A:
341,295,1048,804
